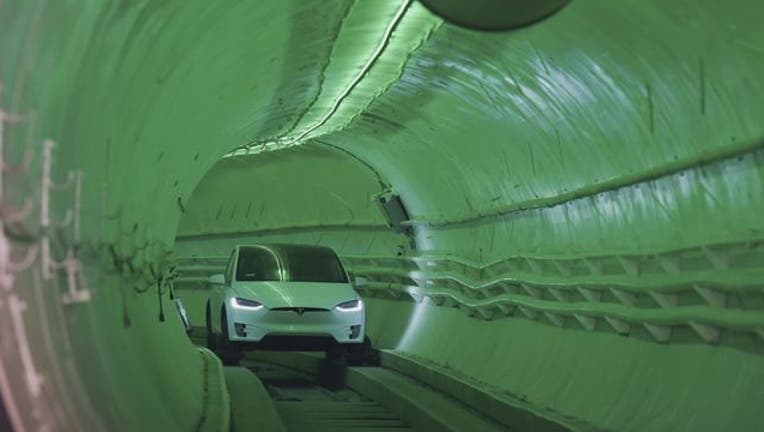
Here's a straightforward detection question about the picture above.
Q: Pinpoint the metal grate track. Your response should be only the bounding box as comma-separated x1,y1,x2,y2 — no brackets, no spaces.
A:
249,360,413,432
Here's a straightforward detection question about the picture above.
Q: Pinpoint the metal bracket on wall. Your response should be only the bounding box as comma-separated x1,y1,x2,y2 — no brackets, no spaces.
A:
344,238,764,346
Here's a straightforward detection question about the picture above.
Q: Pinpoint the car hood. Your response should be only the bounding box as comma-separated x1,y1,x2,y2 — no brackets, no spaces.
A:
231,281,358,310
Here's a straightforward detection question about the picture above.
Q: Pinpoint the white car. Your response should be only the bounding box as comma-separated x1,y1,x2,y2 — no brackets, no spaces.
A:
205,244,366,363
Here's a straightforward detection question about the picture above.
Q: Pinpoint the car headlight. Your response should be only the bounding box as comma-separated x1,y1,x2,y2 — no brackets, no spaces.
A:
336,299,363,312
230,297,264,311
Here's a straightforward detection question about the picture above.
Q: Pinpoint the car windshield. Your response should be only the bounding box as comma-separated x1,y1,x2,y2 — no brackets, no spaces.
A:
236,246,281,281
235,245,349,283
277,245,348,283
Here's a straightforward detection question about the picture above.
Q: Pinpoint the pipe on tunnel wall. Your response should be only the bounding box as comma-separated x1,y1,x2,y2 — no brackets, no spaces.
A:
2,0,764,431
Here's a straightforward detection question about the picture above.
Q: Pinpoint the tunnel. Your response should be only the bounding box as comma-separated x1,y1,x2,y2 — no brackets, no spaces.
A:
2,0,764,430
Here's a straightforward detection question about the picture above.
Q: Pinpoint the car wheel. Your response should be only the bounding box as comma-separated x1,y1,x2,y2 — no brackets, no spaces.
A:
348,336,372,354
205,301,218,352
218,308,243,366
347,336,378,365
325,344,347,363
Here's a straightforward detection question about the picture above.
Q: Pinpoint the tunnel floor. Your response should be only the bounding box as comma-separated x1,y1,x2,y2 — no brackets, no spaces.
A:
188,327,415,431
218,347,509,432
247,360,413,431
190,314,513,432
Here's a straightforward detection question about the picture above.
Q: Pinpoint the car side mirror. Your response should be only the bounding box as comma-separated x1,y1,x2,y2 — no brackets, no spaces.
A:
354,276,369,287
208,274,226,285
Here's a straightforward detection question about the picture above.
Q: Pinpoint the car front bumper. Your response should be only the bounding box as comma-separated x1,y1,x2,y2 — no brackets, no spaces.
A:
226,305,365,344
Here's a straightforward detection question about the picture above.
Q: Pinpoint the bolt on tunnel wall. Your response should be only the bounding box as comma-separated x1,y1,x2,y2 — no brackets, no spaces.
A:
2,0,764,431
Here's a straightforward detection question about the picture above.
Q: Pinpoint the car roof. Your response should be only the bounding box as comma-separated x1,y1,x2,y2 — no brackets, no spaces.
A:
236,243,338,255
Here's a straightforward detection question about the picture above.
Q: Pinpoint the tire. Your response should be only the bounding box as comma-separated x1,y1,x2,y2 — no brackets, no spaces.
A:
325,344,347,363
347,336,378,365
205,301,218,352
217,307,243,366
348,336,372,354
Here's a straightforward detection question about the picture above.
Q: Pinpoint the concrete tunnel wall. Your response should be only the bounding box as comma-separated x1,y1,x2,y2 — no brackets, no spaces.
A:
1,0,763,431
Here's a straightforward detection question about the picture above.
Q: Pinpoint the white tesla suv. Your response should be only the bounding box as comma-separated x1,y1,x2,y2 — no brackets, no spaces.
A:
205,244,366,362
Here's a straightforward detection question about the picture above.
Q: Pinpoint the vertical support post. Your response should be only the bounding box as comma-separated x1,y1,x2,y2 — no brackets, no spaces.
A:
40,140,53,279
74,171,82,244
8,295,43,397
61,248,90,304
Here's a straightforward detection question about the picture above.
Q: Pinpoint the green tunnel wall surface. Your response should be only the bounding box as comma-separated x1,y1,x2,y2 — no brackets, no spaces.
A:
2,0,764,431
176,143,405,255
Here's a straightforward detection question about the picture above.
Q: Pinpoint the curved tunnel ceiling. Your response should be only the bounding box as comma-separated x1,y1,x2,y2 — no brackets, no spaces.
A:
2,0,764,431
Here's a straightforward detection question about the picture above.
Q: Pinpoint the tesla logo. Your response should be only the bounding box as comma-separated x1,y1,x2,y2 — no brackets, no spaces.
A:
295,308,305,315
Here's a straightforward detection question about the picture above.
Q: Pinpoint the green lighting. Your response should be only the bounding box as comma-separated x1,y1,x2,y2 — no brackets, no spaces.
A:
2,0,764,431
